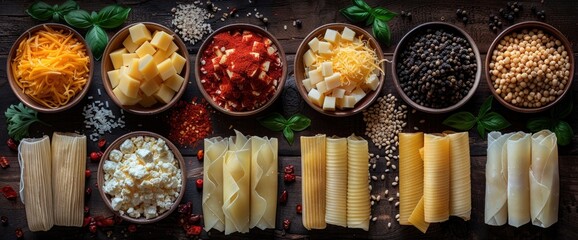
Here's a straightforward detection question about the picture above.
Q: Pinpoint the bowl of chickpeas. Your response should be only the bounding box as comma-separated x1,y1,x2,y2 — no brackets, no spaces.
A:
486,21,574,113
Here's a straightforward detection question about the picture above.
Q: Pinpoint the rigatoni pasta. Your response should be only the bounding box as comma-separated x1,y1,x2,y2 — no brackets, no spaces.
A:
325,137,347,227
507,132,531,227
530,130,559,228
446,132,471,220
346,135,370,231
301,134,327,230
250,136,278,230
203,137,228,232
423,134,450,223
399,132,424,225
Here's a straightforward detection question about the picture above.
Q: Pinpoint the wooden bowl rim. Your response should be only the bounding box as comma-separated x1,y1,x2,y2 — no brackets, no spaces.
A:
293,23,385,117
101,22,190,115
484,21,574,113
7,23,94,113
96,131,187,224
194,23,288,117
391,21,482,114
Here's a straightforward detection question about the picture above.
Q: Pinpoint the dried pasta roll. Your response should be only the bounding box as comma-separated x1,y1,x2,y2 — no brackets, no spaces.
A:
325,137,347,227
229,129,249,151
446,131,471,220
300,134,327,230
423,134,450,223
485,132,512,226
346,135,370,231
250,136,278,230
507,132,531,227
222,149,251,235
203,137,228,232
52,132,86,227
408,196,429,233
530,130,559,228
399,132,424,225
19,136,54,231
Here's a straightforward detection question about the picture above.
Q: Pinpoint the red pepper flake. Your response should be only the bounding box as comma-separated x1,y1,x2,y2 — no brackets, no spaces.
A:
85,169,91,178
284,173,296,183
2,186,17,200
127,224,137,233
296,204,302,214
95,216,114,227
167,99,212,147
0,156,9,169
284,165,294,174
89,152,101,162
196,178,203,191
88,225,97,233
178,201,193,215
84,206,90,216
279,190,288,205
1,216,8,226
97,138,107,149
196,149,204,161
15,227,24,239
85,187,92,198
83,216,93,227
6,138,17,152
188,214,201,225
282,219,291,230
186,225,202,236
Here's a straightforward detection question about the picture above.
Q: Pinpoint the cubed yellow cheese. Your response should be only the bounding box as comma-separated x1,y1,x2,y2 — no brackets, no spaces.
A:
127,58,143,81
128,23,152,45
308,38,320,53
109,48,127,70
350,87,366,103
157,58,177,80
107,69,121,88
154,84,176,104
122,35,139,53
342,95,357,108
308,68,323,85
135,41,157,58
113,87,141,106
122,53,138,67
139,77,161,96
321,62,333,76
152,50,167,64
164,41,178,58
323,29,339,43
170,52,186,74
316,81,329,94
341,27,356,42
323,96,336,111
331,88,346,98
302,78,313,92
324,72,341,91
164,74,185,92
303,49,316,67
139,95,158,107
138,54,159,80
117,74,141,98
365,73,379,91
307,88,324,107
150,31,174,51
318,41,332,55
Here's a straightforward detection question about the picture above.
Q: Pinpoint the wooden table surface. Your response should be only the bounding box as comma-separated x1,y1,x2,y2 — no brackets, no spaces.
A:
1,0,578,239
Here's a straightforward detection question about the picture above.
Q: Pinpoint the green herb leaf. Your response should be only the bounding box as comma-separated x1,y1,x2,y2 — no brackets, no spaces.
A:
477,122,486,139
372,7,397,22
55,0,79,18
442,112,476,130
287,114,311,131
283,127,295,145
353,0,371,11
95,5,131,29
5,103,49,141
527,117,553,132
550,96,573,119
340,5,370,23
553,121,573,146
64,9,93,29
258,112,287,132
364,11,376,26
478,96,493,118
372,19,392,46
479,112,511,131
85,25,108,60
26,1,54,21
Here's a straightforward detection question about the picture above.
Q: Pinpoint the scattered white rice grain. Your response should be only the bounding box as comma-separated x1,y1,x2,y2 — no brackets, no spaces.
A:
381,174,385,180
371,175,378,181
396,192,400,197
395,214,400,219
392,164,397,170
388,197,394,202
395,176,399,182
97,88,101,96
284,25,287,30
372,216,377,222
384,189,389,195
392,182,398,186
376,195,381,202
388,222,392,228
395,201,400,207
371,200,375,206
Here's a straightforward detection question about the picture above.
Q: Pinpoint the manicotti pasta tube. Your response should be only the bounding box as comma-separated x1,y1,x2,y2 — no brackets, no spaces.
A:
19,136,54,231
51,132,86,227
423,134,450,222
399,132,424,225
530,130,559,228
446,132,471,220
346,135,370,231
203,137,228,232
485,132,512,226
250,136,278,230
507,132,531,227
325,137,347,227
222,131,251,234
301,134,327,230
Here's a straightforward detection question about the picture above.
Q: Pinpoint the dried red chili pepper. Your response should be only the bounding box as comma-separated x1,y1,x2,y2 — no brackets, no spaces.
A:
2,186,17,200
1,216,8,226
85,169,91,178
95,216,114,227
282,219,291,230
196,149,204,161
89,152,101,162
284,173,296,183
296,204,302,214
284,165,294,174
0,156,9,169
196,178,203,190
185,225,202,236
127,224,137,233
6,138,17,152
15,227,23,239
97,138,107,149
279,190,288,205
167,99,212,147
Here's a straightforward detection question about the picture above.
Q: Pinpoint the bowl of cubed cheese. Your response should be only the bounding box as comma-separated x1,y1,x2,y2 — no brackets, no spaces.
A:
294,23,385,117
102,22,189,115
97,131,186,224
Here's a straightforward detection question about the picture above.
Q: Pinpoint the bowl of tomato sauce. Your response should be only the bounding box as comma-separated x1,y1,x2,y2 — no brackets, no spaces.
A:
195,23,287,117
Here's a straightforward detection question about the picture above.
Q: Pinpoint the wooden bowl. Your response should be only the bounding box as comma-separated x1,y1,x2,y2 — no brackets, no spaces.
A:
7,23,94,113
97,131,186,224
195,23,287,117
294,23,385,117
392,22,481,114
101,22,189,115
485,21,574,113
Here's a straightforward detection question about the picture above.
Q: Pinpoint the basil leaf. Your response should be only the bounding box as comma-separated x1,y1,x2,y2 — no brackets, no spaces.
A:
479,112,511,131
287,114,311,131
527,117,552,132
85,26,108,60
553,121,573,146
372,7,397,22
442,112,476,130
372,19,392,46
550,96,573,119
91,11,99,23
477,122,487,139
283,127,295,145
258,112,287,132
340,5,370,23
64,9,93,29
95,5,131,29
55,0,79,20
478,96,493,118
364,11,375,27
353,0,371,11
26,1,54,21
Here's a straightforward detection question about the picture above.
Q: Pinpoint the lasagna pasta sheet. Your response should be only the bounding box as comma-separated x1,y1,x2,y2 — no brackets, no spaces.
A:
408,197,429,233
398,132,424,225
250,136,278,230
447,132,471,220
222,131,251,234
530,130,559,228
485,132,512,226
346,135,370,231
423,134,450,223
507,132,531,227
300,134,327,230
325,137,347,227
203,137,228,232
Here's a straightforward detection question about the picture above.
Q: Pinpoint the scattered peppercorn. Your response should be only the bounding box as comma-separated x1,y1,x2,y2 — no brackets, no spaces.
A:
97,138,107,149
296,204,302,214
15,227,24,239
0,156,9,169
85,187,92,198
1,216,8,226
284,165,294,174
85,169,92,178
196,149,204,161
84,206,90,216
282,219,291,230
6,138,17,151
196,178,204,190
283,173,296,183
279,190,288,205
127,224,137,233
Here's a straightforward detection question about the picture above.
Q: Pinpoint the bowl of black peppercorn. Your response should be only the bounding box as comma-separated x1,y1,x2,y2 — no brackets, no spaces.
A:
392,22,481,113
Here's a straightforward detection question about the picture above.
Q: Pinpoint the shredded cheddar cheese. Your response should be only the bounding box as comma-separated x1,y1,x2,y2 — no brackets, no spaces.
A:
11,25,90,108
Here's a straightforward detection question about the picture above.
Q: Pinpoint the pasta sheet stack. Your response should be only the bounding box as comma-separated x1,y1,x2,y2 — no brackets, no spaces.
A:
399,132,471,233
202,130,278,235
485,130,559,228
18,133,87,231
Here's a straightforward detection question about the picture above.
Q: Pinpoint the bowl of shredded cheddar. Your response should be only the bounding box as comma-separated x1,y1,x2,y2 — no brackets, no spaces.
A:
7,23,93,113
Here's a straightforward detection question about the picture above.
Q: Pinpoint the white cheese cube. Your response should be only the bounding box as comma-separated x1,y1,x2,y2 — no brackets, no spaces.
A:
343,95,357,108
120,139,135,154
307,88,324,107
332,88,346,98
267,46,277,55
303,49,316,67
261,61,270,72
341,26,356,42
324,72,341,91
103,160,118,175
308,68,323,85
342,81,357,93
316,81,329,94
323,29,339,43
323,96,336,111
365,73,380,91
351,87,367,103
303,78,313,92
308,38,320,53
109,149,123,162
136,148,153,162
318,41,332,55
321,62,333,76
249,52,260,59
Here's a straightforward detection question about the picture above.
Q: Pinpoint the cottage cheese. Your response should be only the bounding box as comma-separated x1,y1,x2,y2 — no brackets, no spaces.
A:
103,136,182,219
